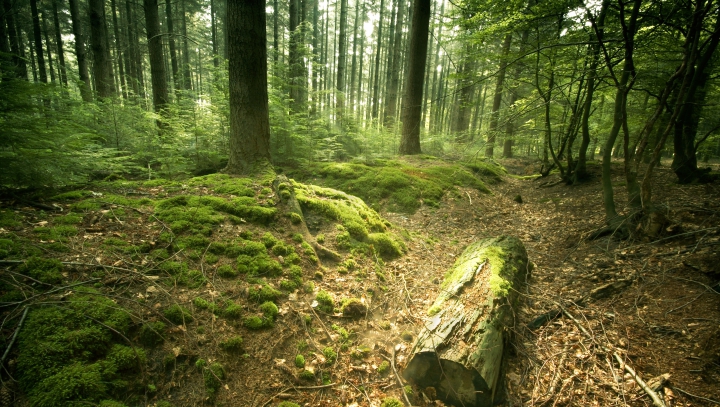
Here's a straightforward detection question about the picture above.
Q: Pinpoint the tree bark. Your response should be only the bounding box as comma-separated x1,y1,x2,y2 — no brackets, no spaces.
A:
273,0,280,65
383,0,405,127
485,34,512,157
336,0,348,119
30,0,47,83
89,0,114,97
371,0,385,121
452,43,477,141
403,236,529,407
41,10,56,83
3,0,26,79
399,0,430,155
211,0,219,68
110,0,126,97
181,0,192,91
144,0,169,112
225,0,272,175
165,0,180,97
51,0,67,86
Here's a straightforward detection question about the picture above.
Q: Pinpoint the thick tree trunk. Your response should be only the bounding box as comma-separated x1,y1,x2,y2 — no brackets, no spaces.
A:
348,0,360,115
89,0,114,97
403,236,529,407
29,0,47,83
165,0,180,97
485,34,512,157
399,0,430,155
452,44,477,141
51,0,67,86
124,0,139,95
144,0,169,112
224,0,272,174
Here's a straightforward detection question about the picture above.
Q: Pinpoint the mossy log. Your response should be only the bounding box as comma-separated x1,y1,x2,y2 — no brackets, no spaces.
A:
402,236,529,407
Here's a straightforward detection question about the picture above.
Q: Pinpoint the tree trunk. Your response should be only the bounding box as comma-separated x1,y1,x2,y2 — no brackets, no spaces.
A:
51,0,67,86
89,0,113,97
181,0,192,91
371,0,385,121
211,0,219,68
110,0,126,97
225,0,273,175
485,34,512,157
348,0,360,115
41,10,56,83
273,0,280,65
165,0,180,97
452,44,477,141
399,0,430,155
144,0,169,112
403,236,529,407
428,1,444,132
3,0,27,79
30,0,47,83
336,0,348,119
383,0,405,127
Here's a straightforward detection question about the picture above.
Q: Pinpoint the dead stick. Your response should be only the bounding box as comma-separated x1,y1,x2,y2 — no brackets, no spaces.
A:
0,307,29,366
671,386,720,405
559,304,666,407
382,346,413,407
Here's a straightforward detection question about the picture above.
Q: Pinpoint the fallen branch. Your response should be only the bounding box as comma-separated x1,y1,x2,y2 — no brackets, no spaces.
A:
558,304,666,407
381,346,413,407
1,307,29,366
671,386,720,405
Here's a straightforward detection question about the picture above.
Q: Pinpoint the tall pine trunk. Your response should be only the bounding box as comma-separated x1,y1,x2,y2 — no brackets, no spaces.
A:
210,0,219,68
336,0,348,119
485,34,512,157
110,0,127,98
51,0,67,86
41,10,56,83
371,0,385,121
144,0,169,112
69,0,90,98
89,0,114,97
166,0,180,97
3,0,27,79
399,0,430,155
30,0,47,83
181,0,192,91
384,0,404,127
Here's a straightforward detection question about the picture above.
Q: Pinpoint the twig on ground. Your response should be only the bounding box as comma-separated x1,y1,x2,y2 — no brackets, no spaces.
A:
671,386,720,405
0,307,29,366
381,345,413,407
558,304,667,407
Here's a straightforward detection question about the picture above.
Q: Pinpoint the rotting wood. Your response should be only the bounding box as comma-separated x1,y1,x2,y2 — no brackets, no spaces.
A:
402,236,529,407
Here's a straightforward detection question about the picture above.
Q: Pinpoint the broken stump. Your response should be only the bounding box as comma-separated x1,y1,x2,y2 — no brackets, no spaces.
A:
402,236,530,407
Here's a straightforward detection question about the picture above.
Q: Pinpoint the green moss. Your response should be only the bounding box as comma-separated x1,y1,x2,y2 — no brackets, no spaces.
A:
322,347,337,364
288,212,303,224
50,190,93,201
367,233,405,259
315,290,334,313
271,242,294,255
0,209,22,228
278,402,301,407
331,324,350,342
55,213,83,225
299,370,315,381
401,331,413,342
219,336,243,351
203,362,224,397
207,241,227,254
233,239,268,256
106,344,146,370
340,298,367,317
16,291,134,402
103,237,127,247
99,400,128,407
223,302,243,319
294,354,305,368
289,159,497,214
380,397,404,407
217,264,238,278
247,254,282,276
259,301,279,320
377,360,390,375
261,232,279,248
243,316,265,330
139,322,165,346
247,280,282,303
17,257,64,285
193,297,218,313
164,304,193,325
351,344,372,359
33,225,78,240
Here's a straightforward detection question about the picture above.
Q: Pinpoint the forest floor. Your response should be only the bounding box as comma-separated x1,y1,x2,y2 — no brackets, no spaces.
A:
1,157,719,407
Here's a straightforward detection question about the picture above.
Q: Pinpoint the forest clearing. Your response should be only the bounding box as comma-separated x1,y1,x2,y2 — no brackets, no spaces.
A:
2,0,720,405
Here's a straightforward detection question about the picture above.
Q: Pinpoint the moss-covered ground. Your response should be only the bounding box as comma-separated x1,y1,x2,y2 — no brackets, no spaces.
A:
0,158,501,406
286,156,505,213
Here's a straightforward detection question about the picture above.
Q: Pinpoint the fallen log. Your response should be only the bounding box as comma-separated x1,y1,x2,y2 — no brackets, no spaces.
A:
402,236,529,407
